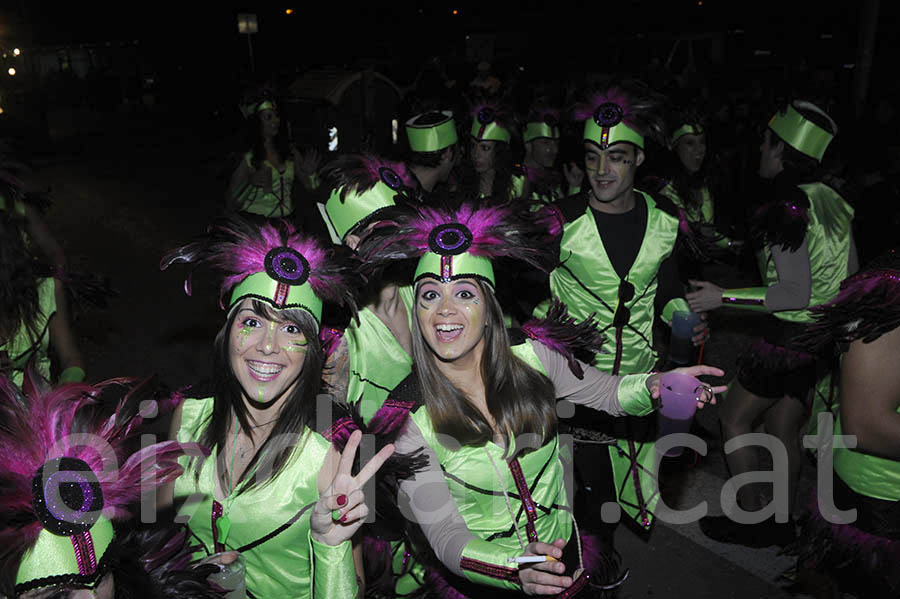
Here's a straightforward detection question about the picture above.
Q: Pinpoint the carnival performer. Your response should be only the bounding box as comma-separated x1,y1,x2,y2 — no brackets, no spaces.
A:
337,201,725,597
461,100,521,202
687,100,858,547
790,249,900,599
0,201,84,387
225,90,320,220
655,110,739,260
404,110,459,200
0,373,219,599
539,83,708,535
519,104,583,204
318,154,428,595
160,217,395,598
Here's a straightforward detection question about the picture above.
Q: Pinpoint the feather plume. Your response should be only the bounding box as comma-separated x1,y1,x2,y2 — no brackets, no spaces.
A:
160,216,361,317
573,81,668,146
0,373,207,568
522,299,607,379
357,200,561,279
795,249,900,353
321,153,416,203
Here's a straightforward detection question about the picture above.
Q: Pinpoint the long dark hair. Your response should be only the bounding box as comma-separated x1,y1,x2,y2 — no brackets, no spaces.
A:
459,140,515,202
0,211,41,344
665,112,719,215
194,299,324,493
410,280,557,456
243,111,291,171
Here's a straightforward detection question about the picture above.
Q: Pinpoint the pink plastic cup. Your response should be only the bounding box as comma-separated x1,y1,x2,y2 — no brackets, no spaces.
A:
656,372,705,457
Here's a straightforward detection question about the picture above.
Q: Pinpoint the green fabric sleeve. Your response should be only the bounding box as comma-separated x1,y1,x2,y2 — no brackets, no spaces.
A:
59,366,86,383
661,297,690,324
459,539,521,591
721,287,768,311
616,373,655,416
310,535,358,598
567,183,581,196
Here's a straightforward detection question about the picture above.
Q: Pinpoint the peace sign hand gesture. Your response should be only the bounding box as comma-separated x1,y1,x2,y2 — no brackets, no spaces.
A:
311,430,394,546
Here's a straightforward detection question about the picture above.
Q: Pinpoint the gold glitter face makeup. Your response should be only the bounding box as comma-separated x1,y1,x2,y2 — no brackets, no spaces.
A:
416,278,487,363
228,299,308,405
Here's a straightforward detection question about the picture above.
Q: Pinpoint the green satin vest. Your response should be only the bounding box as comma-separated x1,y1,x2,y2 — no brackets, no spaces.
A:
758,183,854,323
833,407,900,502
174,398,357,599
1,277,56,387
660,182,713,224
345,286,415,423
238,152,295,218
548,190,679,375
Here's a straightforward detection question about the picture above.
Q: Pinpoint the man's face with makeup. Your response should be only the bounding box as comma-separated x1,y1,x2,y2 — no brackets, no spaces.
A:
583,141,644,204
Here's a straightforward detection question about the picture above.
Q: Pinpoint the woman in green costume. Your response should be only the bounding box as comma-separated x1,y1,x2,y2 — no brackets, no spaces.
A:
654,109,739,267
0,198,84,387
225,90,321,220
160,217,394,598
461,101,522,202
688,100,858,547
346,201,724,597
791,249,900,598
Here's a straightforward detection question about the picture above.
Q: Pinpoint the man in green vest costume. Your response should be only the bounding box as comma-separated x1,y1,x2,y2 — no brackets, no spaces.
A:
404,110,459,202
537,83,707,535
320,153,426,594
687,100,857,547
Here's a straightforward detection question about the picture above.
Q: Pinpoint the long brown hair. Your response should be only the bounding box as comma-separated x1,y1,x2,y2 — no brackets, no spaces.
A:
411,280,557,456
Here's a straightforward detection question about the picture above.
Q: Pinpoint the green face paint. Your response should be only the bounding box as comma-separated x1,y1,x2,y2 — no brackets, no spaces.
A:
239,324,253,348
257,384,266,403
284,340,307,353
264,320,276,353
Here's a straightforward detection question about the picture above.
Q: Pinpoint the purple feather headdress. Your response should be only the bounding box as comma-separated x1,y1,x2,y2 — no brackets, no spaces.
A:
0,371,206,593
323,153,416,204
160,216,361,323
356,200,561,285
573,82,667,147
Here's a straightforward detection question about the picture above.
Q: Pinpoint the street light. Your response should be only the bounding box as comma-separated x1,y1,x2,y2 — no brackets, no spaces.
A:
7,67,15,76
12,48,20,56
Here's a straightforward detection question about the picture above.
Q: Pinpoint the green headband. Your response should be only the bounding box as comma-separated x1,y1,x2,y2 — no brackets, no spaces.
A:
471,109,511,143
768,105,834,162
324,180,398,241
524,121,560,142
406,112,458,152
414,252,495,287
240,99,276,119
229,270,324,325
671,123,704,147
17,516,115,589
584,119,644,150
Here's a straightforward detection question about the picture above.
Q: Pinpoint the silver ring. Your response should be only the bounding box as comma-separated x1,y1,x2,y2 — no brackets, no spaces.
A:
694,384,715,403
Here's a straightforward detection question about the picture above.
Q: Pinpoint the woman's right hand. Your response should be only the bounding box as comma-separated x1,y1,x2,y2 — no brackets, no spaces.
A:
250,166,273,192
518,538,573,595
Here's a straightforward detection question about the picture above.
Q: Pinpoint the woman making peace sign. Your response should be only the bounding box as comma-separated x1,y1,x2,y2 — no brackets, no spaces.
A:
161,218,393,598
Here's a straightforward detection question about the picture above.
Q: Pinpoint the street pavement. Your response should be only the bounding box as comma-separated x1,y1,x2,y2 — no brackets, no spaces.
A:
35,128,811,598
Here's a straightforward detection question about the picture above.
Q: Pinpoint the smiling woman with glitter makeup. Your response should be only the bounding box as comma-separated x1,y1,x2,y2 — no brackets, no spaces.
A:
160,217,394,599
345,202,725,598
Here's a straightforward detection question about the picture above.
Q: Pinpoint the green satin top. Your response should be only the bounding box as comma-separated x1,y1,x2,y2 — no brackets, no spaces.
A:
758,182,854,323
406,340,652,589
1,277,56,387
660,182,713,224
237,152,295,218
410,345,567,591
548,190,681,375
833,406,900,502
174,397,357,599
345,286,415,423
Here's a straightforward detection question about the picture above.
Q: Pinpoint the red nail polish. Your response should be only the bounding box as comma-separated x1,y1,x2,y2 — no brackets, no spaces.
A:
340,514,347,522
337,494,347,506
